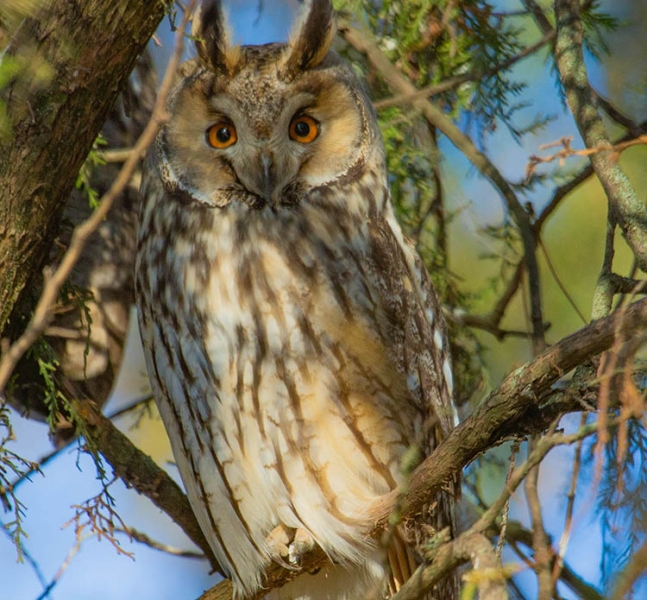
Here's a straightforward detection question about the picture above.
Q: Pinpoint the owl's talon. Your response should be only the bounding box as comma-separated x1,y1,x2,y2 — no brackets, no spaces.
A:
266,525,301,571
288,528,315,567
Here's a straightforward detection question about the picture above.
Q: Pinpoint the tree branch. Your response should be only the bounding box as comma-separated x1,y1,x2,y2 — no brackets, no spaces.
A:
0,0,171,335
554,0,647,271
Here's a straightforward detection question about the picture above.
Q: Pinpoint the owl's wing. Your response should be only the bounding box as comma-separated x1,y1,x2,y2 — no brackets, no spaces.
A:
368,211,457,440
368,211,460,597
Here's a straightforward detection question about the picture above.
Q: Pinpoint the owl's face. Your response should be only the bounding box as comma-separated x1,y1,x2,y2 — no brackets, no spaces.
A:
156,1,380,210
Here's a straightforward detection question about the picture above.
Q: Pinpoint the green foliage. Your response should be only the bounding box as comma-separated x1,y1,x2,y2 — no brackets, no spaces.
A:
355,0,528,132
75,134,107,209
60,281,95,377
0,401,40,561
581,0,620,60
28,338,107,481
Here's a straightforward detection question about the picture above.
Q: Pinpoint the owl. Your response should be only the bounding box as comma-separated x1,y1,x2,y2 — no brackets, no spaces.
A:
135,1,458,598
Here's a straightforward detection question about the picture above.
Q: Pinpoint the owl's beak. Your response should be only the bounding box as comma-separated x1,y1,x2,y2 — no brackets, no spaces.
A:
237,151,278,205
260,154,276,203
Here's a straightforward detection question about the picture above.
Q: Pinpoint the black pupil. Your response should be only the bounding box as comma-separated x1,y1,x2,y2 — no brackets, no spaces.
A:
294,120,310,137
216,127,231,143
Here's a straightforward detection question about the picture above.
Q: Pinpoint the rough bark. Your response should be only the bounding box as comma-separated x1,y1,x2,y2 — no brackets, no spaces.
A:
0,0,169,338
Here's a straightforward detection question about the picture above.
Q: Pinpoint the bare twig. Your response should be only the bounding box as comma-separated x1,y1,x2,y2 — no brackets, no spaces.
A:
526,134,647,181
64,478,135,560
552,412,587,586
34,534,86,600
472,423,610,541
538,238,587,324
503,519,605,600
116,527,205,559
496,442,519,563
452,261,527,339
524,439,553,600
98,148,138,163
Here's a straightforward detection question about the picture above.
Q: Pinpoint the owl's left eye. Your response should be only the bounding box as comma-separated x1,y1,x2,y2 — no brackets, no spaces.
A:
289,115,319,143
207,123,237,149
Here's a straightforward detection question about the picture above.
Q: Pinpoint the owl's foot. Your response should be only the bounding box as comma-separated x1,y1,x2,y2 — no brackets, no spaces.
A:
266,525,315,570
266,525,300,571
288,527,315,567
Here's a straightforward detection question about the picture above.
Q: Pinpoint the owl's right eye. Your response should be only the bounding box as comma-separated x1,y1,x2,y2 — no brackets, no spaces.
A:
207,123,238,149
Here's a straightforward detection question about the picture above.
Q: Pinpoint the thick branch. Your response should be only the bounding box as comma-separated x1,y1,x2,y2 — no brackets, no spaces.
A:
0,0,170,335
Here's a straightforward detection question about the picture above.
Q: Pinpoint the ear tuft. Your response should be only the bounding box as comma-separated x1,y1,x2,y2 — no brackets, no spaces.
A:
193,0,239,73
280,0,336,81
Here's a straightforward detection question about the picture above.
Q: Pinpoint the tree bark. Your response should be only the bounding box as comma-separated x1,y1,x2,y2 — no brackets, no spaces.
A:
0,0,169,337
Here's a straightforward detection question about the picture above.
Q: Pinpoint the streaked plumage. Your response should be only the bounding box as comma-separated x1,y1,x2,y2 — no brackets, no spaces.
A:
135,1,458,598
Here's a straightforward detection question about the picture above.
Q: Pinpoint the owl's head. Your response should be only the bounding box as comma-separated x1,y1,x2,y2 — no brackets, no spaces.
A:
154,0,383,210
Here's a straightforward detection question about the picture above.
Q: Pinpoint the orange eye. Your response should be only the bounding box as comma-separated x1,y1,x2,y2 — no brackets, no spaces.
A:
289,115,319,143
207,123,237,149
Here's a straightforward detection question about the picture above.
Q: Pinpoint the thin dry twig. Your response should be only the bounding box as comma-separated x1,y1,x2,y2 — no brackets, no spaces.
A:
552,412,587,586
524,438,553,600
116,526,205,559
496,442,519,564
63,478,134,560
34,533,86,600
538,237,587,324
525,135,647,181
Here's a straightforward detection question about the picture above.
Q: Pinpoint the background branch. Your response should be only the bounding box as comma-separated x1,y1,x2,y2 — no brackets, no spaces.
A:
554,0,647,271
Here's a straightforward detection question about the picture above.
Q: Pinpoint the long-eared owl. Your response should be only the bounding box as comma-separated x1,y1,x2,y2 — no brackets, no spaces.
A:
135,1,458,598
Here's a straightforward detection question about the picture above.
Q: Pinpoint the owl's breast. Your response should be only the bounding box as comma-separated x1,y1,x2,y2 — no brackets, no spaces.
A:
137,200,421,593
